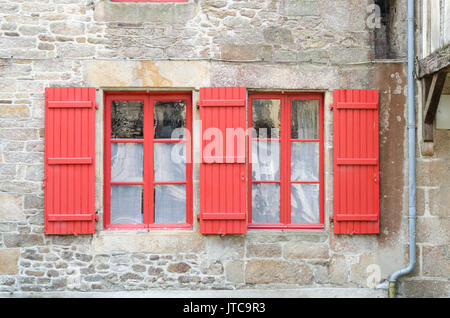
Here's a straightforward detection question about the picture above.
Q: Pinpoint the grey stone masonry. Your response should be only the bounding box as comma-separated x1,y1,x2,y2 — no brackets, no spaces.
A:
0,0,447,297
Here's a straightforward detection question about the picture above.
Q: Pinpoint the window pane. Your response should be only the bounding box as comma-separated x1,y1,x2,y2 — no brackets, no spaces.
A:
291,184,319,224
252,183,280,223
111,101,143,139
154,101,186,139
252,99,280,138
110,185,143,224
154,185,186,224
252,141,280,181
111,143,143,182
291,100,319,139
291,142,319,181
154,143,186,182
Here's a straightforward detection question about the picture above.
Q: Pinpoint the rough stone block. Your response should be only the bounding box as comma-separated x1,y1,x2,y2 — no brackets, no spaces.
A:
329,254,348,285
225,261,244,284
284,243,329,259
3,233,44,248
0,249,19,274
245,260,313,284
0,105,30,118
220,44,272,60
422,246,450,278
168,262,191,274
263,27,293,44
416,217,449,245
207,236,244,260
416,159,450,187
246,244,282,258
349,254,377,287
428,187,450,217
0,193,25,221
279,0,320,16
400,280,449,298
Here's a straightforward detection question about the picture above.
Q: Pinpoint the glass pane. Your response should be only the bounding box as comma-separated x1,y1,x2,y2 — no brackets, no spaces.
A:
252,99,280,138
291,184,319,224
291,142,319,181
154,185,186,224
154,143,186,182
252,141,280,181
111,143,143,182
252,183,280,223
291,100,319,139
154,101,186,139
111,101,143,139
110,185,143,224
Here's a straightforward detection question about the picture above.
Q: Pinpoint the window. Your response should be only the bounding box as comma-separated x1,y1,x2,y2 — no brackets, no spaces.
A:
248,92,324,230
104,92,192,230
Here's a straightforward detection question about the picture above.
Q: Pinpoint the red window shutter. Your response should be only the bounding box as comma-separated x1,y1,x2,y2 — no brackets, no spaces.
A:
333,89,379,235
44,87,96,235
199,87,247,235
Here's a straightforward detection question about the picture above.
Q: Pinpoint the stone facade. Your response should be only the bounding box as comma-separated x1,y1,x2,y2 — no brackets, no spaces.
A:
0,0,448,297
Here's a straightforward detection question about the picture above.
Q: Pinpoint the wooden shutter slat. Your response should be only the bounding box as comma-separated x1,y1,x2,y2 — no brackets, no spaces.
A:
44,87,96,235
48,101,93,108
47,157,93,165
333,89,380,235
199,87,247,235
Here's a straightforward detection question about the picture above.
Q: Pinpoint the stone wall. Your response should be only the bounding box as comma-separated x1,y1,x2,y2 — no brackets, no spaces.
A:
0,0,447,297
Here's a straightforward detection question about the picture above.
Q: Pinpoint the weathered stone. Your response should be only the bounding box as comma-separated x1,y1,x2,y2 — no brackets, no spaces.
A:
84,275,103,282
38,43,55,51
0,193,25,221
4,234,44,248
25,270,45,277
207,236,244,261
52,278,67,289
0,105,30,118
279,0,320,16
24,194,44,210
131,264,146,273
0,249,19,274
92,232,206,254
47,270,59,278
417,217,450,245
263,27,293,44
0,128,38,141
284,243,329,259
428,187,450,217
95,1,197,23
246,260,313,284
120,272,143,281
201,261,224,275
148,266,163,276
167,262,191,274
329,255,348,285
349,254,377,287
225,261,244,284
220,44,272,60
50,22,84,36
18,26,48,36
178,275,201,284
247,244,282,258
423,246,450,277
400,280,449,298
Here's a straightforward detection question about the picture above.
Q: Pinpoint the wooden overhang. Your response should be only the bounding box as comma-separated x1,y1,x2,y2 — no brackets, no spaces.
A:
417,45,450,143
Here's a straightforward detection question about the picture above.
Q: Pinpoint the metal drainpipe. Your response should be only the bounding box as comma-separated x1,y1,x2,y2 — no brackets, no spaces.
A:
388,0,417,298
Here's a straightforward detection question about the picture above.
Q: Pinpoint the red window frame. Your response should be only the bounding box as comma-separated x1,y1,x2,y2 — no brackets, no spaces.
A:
104,91,193,230
247,92,325,231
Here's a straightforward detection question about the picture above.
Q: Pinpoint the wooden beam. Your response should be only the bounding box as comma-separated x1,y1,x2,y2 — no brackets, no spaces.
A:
418,45,450,78
423,71,447,142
